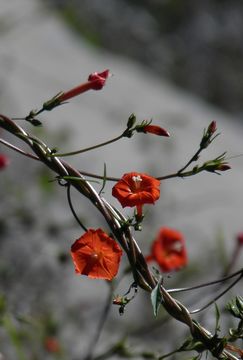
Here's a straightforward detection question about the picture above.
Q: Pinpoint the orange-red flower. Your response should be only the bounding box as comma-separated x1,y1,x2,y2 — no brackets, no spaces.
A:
146,227,187,272
112,172,160,217
58,69,109,102
70,228,122,280
142,125,170,137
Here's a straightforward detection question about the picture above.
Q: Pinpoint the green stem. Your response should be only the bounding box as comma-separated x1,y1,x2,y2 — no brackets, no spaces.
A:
168,268,243,294
190,273,243,314
49,133,125,157
83,283,114,360
0,138,39,161
177,148,202,174
158,348,180,359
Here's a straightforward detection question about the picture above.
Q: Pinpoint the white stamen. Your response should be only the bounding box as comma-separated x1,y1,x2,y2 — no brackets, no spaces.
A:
132,175,142,183
171,241,183,252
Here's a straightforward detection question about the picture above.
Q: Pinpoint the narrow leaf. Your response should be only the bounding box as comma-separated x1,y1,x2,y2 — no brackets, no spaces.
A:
151,276,163,317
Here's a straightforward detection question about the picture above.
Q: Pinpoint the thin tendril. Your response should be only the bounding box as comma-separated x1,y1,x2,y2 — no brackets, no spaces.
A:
190,273,243,314
168,268,243,293
66,184,88,231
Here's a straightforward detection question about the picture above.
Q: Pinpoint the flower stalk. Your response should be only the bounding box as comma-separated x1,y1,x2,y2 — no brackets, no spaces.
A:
0,107,239,360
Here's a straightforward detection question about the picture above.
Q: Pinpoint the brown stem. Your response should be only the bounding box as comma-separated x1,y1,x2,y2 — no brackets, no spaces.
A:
0,114,239,360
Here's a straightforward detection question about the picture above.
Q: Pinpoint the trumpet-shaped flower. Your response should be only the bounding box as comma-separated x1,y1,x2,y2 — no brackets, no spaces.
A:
70,228,122,280
112,172,160,217
58,69,109,102
147,227,187,272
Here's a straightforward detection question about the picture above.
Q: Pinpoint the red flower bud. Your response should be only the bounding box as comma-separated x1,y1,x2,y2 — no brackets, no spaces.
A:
217,164,231,171
44,337,60,353
208,120,217,135
88,69,110,90
236,232,243,246
58,69,109,102
142,125,170,137
0,154,9,170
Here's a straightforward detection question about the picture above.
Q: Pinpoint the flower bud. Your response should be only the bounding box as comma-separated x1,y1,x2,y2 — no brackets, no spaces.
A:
200,120,218,149
236,232,243,246
207,120,217,135
126,113,136,129
87,69,110,90
44,337,60,353
143,125,170,137
216,164,231,171
57,69,110,102
0,154,9,170
204,160,231,173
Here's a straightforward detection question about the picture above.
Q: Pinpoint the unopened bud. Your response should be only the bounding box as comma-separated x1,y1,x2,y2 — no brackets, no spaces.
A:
207,120,217,135
200,121,218,149
136,123,170,137
217,164,231,171
127,113,136,129
236,232,243,246
204,161,231,173
87,69,109,90
0,154,9,170
57,70,110,103
143,124,170,137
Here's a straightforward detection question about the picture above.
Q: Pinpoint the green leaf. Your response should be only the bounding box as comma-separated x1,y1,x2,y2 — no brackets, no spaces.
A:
151,276,163,317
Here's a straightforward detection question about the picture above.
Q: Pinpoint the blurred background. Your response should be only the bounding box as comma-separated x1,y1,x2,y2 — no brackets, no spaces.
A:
47,0,243,117
0,0,243,359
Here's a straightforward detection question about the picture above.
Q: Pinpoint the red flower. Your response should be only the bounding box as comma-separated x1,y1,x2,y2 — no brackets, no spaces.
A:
58,69,109,102
112,172,160,217
0,154,9,170
146,227,187,272
142,125,170,137
236,232,243,246
44,337,60,353
70,228,122,280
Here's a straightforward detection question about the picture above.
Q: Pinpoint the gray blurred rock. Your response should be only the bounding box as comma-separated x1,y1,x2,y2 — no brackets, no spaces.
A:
0,0,242,358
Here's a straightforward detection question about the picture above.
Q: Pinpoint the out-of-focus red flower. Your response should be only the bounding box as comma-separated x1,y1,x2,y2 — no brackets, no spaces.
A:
0,154,9,170
146,227,187,272
236,232,243,246
58,69,109,102
142,125,170,137
112,172,160,217
44,337,60,353
70,228,122,280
